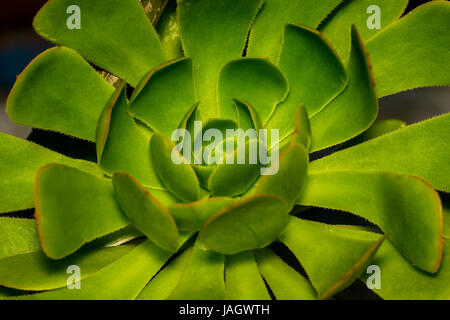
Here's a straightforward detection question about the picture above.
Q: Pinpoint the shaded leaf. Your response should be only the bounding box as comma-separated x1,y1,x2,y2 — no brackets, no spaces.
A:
33,0,165,86
0,132,101,213
96,84,163,188
309,26,378,152
150,132,201,202
340,118,406,149
320,0,407,63
200,194,289,255
361,240,450,300
130,58,197,137
177,0,261,119
225,251,270,300
253,248,317,300
256,144,308,210
309,113,450,192
168,240,225,300
0,245,133,291
218,58,288,124
291,105,312,151
279,217,385,299
13,240,172,300
299,170,443,273
168,197,235,231
7,47,114,141
208,139,262,197
112,172,180,252
156,2,184,60
0,218,40,260
137,247,193,300
35,164,129,259
366,1,450,97
248,0,343,61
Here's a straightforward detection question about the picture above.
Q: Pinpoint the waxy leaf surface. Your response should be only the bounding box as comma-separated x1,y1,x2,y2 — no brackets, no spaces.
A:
309,113,450,192
113,172,180,252
200,195,289,255
7,47,114,141
34,0,165,86
35,164,129,259
279,218,385,299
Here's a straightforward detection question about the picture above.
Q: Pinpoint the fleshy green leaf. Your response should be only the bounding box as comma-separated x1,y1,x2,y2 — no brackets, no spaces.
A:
309,26,378,152
96,83,163,189
291,105,312,151
225,251,270,300
309,113,450,192
0,245,133,291
137,247,193,300
33,0,165,86
168,197,235,231
255,143,308,209
265,24,347,141
200,194,289,255
320,0,408,64
298,171,443,273
208,139,262,197
366,1,450,97
361,240,450,300
35,164,129,259
279,217,385,299
218,57,288,124
177,0,261,119
248,0,343,61
340,118,406,149
112,172,180,252
13,240,172,300
234,99,263,131
168,240,225,300
0,132,101,213
150,132,201,202
253,248,317,300
7,47,113,141
0,218,40,260
129,58,197,137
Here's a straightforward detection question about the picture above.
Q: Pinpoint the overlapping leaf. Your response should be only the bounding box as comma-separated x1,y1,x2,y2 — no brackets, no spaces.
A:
112,172,180,252
35,164,129,259
96,84,163,189
279,217,385,299
34,0,165,86
7,47,114,141
309,26,378,152
320,0,408,63
177,0,261,119
366,1,450,97
200,195,289,255
248,0,343,61
253,248,317,300
0,132,101,213
298,170,443,273
225,251,270,300
309,113,450,192
130,58,197,137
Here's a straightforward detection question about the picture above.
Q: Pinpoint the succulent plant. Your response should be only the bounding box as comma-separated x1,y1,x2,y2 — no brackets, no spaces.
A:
0,0,449,300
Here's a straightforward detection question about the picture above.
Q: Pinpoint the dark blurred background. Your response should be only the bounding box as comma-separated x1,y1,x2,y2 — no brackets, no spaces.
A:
0,0,448,140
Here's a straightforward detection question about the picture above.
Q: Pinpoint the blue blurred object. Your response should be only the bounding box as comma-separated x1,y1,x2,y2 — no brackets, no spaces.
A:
0,34,52,91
